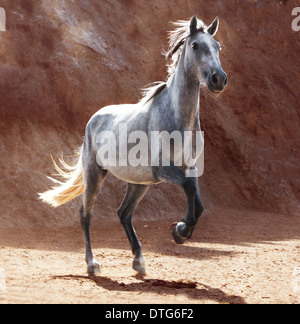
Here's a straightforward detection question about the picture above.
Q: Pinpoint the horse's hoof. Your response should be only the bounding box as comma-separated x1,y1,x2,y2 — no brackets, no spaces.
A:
87,260,100,276
172,222,189,245
133,258,146,276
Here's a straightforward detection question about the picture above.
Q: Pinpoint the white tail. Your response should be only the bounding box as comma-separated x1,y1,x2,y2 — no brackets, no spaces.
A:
39,147,85,208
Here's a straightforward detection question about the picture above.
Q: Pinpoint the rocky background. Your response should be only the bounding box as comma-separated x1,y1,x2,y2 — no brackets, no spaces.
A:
0,0,299,228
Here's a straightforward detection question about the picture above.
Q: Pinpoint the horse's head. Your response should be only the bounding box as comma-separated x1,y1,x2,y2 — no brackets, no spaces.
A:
186,15,228,93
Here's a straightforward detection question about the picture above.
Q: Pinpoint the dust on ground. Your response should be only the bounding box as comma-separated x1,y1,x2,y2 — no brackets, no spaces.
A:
0,208,299,304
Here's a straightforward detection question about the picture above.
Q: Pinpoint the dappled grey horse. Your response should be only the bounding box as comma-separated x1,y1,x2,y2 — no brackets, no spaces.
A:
40,15,228,276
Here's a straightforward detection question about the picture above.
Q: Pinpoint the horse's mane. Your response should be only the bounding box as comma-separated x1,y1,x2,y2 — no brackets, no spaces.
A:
140,17,207,105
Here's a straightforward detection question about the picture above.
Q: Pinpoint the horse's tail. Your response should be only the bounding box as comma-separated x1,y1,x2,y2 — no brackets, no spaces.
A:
39,147,85,208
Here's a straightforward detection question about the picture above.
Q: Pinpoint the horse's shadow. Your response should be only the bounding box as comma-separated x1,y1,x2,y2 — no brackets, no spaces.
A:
52,274,246,304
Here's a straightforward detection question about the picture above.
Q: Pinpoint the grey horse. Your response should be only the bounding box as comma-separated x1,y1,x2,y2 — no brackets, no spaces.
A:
39,15,228,276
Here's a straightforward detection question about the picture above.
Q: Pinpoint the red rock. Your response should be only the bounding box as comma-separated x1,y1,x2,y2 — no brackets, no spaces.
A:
0,0,298,227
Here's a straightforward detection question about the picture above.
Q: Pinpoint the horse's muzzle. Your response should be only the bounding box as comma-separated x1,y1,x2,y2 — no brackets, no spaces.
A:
208,71,228,93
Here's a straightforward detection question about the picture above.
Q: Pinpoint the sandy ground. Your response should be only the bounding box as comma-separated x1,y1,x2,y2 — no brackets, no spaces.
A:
0,207,299,304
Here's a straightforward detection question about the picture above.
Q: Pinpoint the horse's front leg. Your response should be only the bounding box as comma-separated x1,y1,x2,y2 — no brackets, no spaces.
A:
118,183,149,275
155,166,204,244
179,187,204,242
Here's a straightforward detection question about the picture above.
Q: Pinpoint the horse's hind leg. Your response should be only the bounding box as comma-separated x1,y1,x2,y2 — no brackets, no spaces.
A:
80,163,108,276
118,183,149,275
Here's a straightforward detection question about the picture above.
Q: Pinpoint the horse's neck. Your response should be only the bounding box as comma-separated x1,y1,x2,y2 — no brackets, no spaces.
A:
168,52,201,131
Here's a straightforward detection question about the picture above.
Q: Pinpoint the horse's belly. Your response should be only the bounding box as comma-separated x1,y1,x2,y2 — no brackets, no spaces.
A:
106,166,158,185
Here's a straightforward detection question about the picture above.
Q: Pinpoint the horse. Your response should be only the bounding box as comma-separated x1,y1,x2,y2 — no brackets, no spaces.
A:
39,15,228,276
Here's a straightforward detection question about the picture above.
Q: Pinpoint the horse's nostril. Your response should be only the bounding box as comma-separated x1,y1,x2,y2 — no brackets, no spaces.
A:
211,72,227,89
211,74,218,85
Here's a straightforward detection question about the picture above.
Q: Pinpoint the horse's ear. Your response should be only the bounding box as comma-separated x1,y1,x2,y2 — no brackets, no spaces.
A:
207,17,219,36
190,15,198,35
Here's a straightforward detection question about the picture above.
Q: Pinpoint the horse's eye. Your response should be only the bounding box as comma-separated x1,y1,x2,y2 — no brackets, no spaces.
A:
191,43,199,50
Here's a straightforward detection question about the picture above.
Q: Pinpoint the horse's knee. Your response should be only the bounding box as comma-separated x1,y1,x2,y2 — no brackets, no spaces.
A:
117,209,130,226
182,178,198,196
